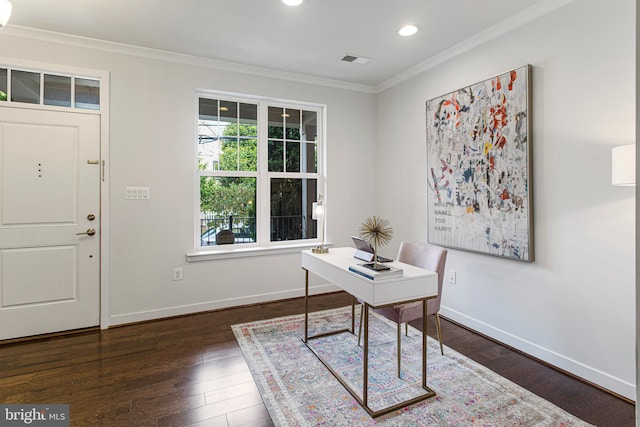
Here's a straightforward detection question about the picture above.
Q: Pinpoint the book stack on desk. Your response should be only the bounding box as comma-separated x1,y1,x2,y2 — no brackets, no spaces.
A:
348,263,403,281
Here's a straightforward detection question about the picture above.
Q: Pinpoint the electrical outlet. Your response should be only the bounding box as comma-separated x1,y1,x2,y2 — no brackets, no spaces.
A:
173,267,183,281
448,269,456,284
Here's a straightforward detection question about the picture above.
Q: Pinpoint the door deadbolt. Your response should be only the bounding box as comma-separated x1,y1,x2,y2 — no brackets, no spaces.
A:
87,214,96,221
77,228,96,236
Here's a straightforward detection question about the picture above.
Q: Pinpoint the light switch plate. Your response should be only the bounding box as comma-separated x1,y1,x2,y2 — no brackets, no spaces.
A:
125,186,150,199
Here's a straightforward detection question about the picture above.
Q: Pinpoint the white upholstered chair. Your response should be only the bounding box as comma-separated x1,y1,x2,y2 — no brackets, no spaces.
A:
358,241,447,377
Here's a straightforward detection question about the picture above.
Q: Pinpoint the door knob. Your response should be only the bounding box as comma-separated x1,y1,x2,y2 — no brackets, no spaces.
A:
77,228,96,236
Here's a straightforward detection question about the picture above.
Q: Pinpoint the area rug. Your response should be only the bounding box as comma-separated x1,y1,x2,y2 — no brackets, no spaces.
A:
232,307,592,426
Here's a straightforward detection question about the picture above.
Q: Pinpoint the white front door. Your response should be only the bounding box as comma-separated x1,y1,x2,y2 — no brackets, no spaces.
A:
0,107,101,340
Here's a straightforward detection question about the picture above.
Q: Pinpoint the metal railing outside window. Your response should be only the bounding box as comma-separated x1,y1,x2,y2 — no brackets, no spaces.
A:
200,214,311,246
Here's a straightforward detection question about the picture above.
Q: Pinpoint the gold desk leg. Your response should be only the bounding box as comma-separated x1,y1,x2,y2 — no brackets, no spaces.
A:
363,302,369,406
422,299,427,388
397,322,402,378
304,268,309,343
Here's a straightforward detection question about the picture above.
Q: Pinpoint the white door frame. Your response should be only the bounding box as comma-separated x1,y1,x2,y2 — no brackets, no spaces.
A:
0,57,111,330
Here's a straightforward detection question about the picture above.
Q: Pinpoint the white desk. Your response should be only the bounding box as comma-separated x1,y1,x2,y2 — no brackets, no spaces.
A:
301,247,438,418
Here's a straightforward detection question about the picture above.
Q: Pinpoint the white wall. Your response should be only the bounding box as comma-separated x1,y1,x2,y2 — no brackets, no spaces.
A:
0,0,635,402
0,31,378,323
376,0,636,400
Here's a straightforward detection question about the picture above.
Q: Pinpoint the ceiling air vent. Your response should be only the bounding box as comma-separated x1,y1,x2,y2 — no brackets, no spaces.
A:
341,54,372,65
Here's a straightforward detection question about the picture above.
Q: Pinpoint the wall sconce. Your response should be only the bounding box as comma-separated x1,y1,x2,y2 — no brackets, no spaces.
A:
611,144,636,186
0,0,12,29
312,195,328,253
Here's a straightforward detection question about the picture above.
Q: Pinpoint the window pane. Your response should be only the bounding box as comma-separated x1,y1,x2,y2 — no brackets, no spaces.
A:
268,107,284,138
239,103,257,137
12,70,40,104
200,176,256,246
75,78,100,110
199,98,218,119
0,68,6,101
268,140,284,172
303,142,317,173
270,178,317,242
285,109,301,140
198,129,219,171
239,139,257,171
218,139,239,171
286,141,300,172
44,74,71,107
301,110,317,142
219,100,236,122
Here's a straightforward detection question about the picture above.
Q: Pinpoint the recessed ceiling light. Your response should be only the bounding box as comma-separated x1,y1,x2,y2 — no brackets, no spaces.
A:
282,0,303,6
398,24,419,37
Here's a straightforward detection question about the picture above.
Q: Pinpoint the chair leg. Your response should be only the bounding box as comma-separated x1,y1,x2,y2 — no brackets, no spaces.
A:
357,304,363,346
405,322,408,337
397,322,402,378
436,313,444,355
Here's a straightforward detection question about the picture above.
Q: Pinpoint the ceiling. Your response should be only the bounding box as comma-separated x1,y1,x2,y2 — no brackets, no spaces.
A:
6,0,566,88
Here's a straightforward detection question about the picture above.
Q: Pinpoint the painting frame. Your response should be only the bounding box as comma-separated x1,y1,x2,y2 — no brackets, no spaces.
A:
426,65,533,262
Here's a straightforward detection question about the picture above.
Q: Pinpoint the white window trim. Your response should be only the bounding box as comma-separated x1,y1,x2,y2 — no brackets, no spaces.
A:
186,241,333,262
192,90,326,259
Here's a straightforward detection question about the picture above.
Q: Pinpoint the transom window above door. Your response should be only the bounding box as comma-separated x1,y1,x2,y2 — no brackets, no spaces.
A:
0,66,100,110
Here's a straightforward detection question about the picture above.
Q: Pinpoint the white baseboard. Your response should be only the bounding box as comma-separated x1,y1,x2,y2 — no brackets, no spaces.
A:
109,292,634,401
109,283,341,327
439,306,636,402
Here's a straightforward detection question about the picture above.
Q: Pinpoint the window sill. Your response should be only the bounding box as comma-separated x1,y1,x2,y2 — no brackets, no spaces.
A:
187,242,333,262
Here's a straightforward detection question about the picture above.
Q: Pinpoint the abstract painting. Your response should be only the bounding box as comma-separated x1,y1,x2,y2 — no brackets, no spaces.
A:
426,65,533,261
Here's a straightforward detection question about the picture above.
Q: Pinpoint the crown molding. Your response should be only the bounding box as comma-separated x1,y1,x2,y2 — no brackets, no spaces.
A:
375,0,578,92
3,25,378,95
2,0,576,96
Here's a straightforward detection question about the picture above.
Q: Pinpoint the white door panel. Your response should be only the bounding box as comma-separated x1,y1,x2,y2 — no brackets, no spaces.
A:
2,123,78,224
1,246,77,307
0,107,100,340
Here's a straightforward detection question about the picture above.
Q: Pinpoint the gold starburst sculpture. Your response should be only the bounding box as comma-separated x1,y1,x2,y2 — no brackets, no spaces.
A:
359,216,393,268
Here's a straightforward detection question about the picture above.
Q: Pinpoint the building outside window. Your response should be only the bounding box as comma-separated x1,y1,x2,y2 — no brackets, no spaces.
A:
197,93,323,249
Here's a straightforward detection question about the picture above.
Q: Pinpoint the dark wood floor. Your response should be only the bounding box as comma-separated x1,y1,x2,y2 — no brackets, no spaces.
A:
0,292,634,426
